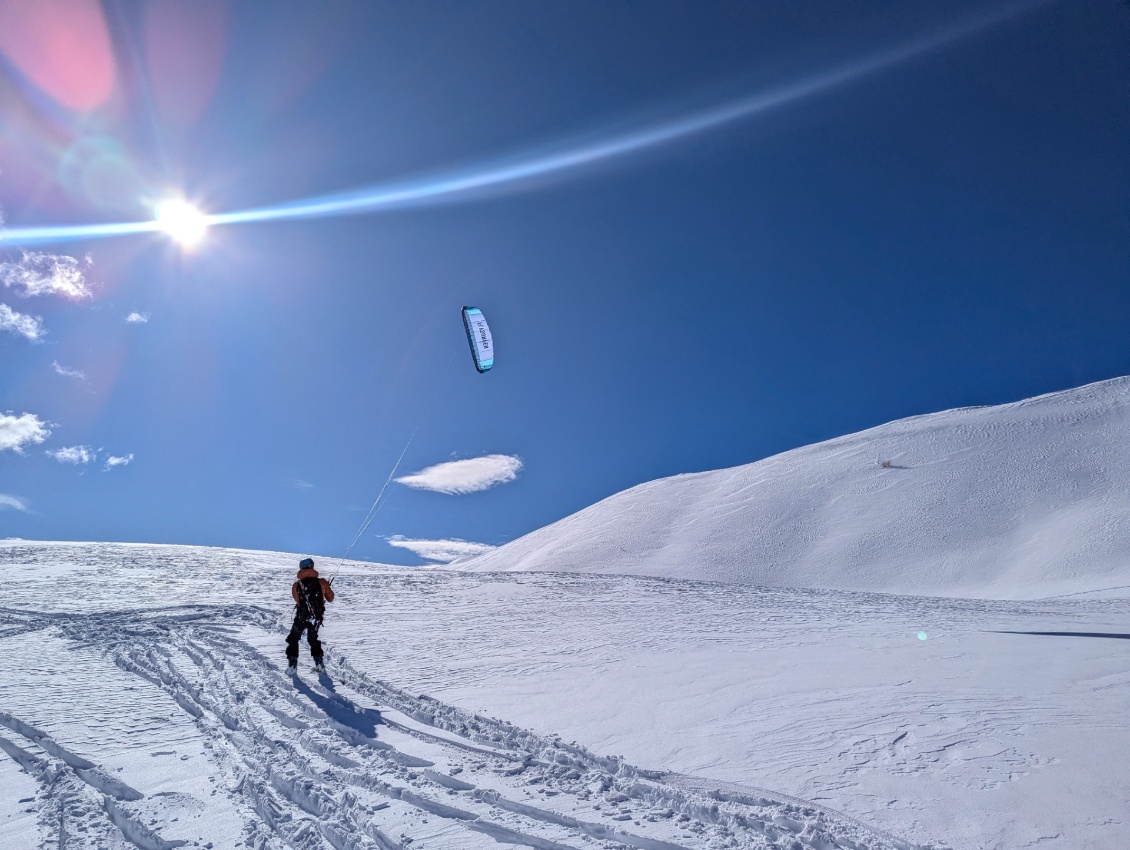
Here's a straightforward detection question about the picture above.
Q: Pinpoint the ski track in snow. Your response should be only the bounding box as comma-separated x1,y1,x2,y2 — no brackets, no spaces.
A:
0,602,927,850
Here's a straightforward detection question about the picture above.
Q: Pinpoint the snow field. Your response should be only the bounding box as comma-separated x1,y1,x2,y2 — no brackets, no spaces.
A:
0,597,912,850
329,569,1130,850
1,542,1127,849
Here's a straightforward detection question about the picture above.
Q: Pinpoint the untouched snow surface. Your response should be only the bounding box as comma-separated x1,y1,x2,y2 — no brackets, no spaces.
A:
461,377,1130,599
1,542,1127,850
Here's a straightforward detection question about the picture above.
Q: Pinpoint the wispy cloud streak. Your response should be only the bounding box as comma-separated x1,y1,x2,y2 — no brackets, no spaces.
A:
48,445,96,464
0,494,29,512
397,455,523,495
53,361,86,379
386,535,498,564
0,304,45,340
0,252,92,298
104,453,134,471
0,0,1044,248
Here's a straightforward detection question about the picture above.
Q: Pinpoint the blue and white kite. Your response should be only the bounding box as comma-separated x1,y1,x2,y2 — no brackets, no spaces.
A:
461,306,494,373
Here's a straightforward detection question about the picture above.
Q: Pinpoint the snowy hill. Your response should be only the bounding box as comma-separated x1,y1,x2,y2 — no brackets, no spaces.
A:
462,377,1130,599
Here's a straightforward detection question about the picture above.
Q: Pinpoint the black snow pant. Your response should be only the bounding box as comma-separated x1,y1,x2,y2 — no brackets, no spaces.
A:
286,613,323,664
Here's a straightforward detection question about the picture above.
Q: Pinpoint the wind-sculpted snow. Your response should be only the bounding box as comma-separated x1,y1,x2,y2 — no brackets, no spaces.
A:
461,377,1130,598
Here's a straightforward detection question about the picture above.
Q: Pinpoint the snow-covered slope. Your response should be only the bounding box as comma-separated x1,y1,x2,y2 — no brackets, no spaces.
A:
463,377,1130,598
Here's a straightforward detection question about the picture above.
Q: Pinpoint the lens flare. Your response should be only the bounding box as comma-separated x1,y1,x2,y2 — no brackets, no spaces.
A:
0,0,1045,250
155,200,208,247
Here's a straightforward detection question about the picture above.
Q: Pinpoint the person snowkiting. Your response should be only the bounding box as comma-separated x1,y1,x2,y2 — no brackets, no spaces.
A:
286,557,335,673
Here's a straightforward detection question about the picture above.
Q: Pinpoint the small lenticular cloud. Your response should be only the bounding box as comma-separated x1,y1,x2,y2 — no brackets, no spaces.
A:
48,445,96,465
103,453,134,471
0,304,45,340
386,535,498,564
396,454,523,495
125,311,149,323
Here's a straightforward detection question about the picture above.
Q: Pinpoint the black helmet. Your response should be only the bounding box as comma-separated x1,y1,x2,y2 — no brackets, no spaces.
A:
299,557,314,569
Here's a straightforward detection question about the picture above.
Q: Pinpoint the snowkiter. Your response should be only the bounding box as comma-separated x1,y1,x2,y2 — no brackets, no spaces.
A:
286,557,335,672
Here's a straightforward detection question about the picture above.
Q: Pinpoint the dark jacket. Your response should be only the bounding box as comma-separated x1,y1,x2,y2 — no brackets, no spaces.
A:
291,567,335,605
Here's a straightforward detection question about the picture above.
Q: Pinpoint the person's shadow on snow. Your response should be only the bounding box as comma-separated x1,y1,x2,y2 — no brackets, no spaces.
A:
290,673,383,738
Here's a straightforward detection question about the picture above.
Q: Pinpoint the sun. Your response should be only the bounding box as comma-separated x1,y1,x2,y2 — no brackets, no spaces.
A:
155,199,209,247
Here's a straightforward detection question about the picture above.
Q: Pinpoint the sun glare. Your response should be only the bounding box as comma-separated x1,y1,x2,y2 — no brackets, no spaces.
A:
155,199,209,247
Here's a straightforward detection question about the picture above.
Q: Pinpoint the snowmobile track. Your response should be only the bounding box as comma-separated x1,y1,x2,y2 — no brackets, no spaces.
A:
1,605,935,850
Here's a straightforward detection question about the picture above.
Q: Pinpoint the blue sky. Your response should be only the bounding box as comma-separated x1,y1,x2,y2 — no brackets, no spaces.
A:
1,1,1128,565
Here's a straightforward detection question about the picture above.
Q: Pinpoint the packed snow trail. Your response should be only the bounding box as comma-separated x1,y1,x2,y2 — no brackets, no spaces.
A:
0,604,928,850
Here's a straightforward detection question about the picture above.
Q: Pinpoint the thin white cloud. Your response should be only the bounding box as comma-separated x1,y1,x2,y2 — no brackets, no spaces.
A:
0,412,50,453
52,361,85,380
396,454,523,495
0,494,29,512
0,303,45,340
385,535,498,564
289,478,315,490
0,251,92,300
103,453,134,471
125,311,149,324
48,445,96,465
